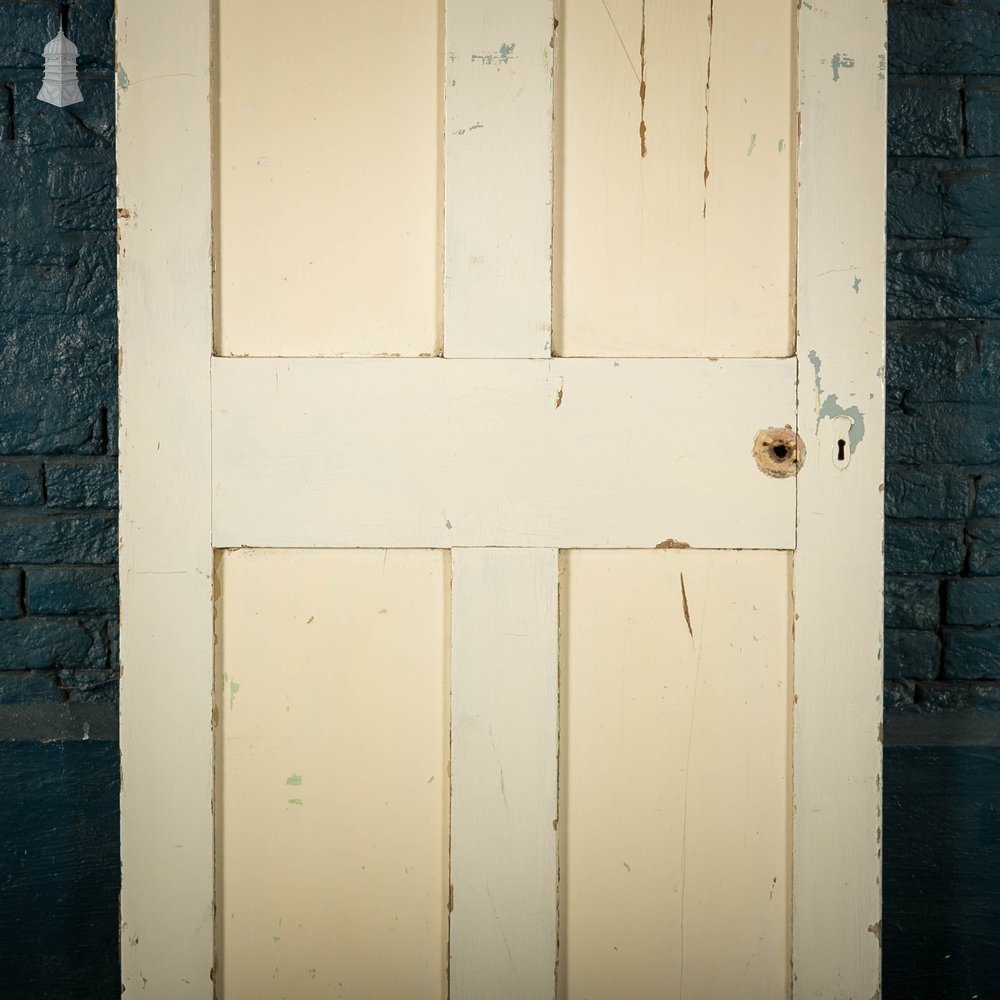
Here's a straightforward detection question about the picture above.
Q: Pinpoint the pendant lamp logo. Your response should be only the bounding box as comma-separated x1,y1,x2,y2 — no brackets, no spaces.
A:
37,28,84,108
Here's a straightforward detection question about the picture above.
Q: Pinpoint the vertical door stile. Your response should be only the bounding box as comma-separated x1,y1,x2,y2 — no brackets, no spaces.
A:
449,549,560,998
117,0,215,995
445,1,560,997
444,0,555,359
793,0,886,995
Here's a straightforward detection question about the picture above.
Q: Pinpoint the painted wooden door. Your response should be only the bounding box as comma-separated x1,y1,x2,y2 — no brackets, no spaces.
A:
117,1,886,998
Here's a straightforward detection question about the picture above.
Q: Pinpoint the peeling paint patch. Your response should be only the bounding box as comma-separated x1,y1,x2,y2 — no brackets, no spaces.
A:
445,519,453,530
286,774,302,786
778,139,785,153
853,276,861,293
747,132,757,156
117,64,129,89
656,538,690,549
819,394,866,453
639,0,648,158
229,679,240,711
287,798,303,806
830,53,855,82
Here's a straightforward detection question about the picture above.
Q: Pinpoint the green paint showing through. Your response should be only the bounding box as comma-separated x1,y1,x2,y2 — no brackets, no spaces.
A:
287,798,303,806
286,774,302,787
853,276,862,293
229,680,240,711
427,775,435,784
819,394,866,453
830,52,855,82
808,348,865,452
623,861,631,872
747,133,757,156
778,139,785,153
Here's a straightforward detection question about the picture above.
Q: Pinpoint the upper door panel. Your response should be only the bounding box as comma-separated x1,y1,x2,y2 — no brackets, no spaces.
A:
554,0,796,358
216,0,441,358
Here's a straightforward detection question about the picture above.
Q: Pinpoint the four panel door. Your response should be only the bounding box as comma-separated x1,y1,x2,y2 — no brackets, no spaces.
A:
118,0,886,996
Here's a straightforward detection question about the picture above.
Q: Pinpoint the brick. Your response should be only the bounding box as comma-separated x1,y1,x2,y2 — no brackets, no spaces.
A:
0,3,53,69
0,618,106,671
885,629,941,680
943,629,1000,679
888,404,1000,465
0,569,20,620
975,471,1000,515
888,84,963,158
967,88,1000,157
57,667,117,705
886,576,941,629
885,519,965,575
25,567,116,616
947,578,1000,625
0,461,42,506
969,520,1000,574
915,679,1000,709
890,5,1000,75
44,461,117,508
0,670,64,704
885,466,970,519
886,327,979,404
47,156,115,232
887,243,1000,320
887,168,945,240
11,78,114,151
942,169,1000,238
68,0,116,73
0,316,115,455
884,679,917,712
0,513,116,565
0,147,59,237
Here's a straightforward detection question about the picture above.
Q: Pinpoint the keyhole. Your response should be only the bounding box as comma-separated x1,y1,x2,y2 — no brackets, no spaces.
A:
837,439,846,462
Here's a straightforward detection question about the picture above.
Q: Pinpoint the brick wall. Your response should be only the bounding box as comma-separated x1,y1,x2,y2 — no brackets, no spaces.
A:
887,0,1000,711
0,3,119,997
0,0,117,708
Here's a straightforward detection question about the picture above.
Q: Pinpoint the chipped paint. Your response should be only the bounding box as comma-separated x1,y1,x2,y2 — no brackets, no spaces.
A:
818,394,866,453
747,132,757,156
656,538,691,549
778,139,785,153
639,0,648,158
287,798,303,806
809,349,866,453
702,0,715,216
286,774,302,786
853,276,861,293
229,679,240,711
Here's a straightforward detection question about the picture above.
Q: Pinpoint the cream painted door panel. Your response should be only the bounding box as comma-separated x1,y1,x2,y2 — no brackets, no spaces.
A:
118,0,885,998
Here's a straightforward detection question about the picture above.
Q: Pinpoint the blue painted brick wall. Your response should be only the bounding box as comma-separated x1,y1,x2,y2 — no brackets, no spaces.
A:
887,0,1000,712
0,0,118,709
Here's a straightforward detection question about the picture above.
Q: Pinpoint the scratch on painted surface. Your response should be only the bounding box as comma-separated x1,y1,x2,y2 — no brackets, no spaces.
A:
830,52,855,81
600,0,640,83
703,0,715,216
679,572,693,638
487,887,517,970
